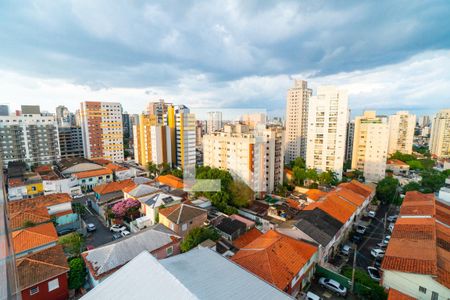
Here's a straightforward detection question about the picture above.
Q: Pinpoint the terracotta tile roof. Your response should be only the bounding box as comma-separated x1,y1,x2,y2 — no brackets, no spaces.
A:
8,177,25,187
387,289,416,300
156,175,184,189
334,187,366,206
436,201,450,226
302,202,321,211
316,193,357,223
73,168,113,179
159,203,207,224
305,189,327,201
232,230,317,291
93,179,135,195
8,193,72,215
9,208,51,230
16,245,69,290
339,180,374,198
34,165,53,173
400,191,435,217
12,223,58,254
286,198,302,210
284,168,293,176
387,159,409,166
436,223,450,288
91,158,112,166
105,163,128,172
233,228,263,249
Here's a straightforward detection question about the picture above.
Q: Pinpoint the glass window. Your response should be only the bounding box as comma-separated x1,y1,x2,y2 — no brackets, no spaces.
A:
48,278,59,291
30,286,39,295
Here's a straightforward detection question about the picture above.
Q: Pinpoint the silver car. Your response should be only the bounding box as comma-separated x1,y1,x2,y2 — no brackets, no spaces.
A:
318,277,347,297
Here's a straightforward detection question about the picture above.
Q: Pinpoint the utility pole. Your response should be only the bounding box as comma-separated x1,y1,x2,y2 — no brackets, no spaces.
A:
384,212,387,229
351,244,357,293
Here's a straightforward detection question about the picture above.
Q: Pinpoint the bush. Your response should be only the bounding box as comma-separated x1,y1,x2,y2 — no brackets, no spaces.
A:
59,233,85,257
376,177,399,204
68,257,86,290
180,227,220,252
341,266,387,300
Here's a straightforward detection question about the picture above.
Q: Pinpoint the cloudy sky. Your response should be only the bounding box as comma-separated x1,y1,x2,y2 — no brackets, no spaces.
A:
1,1,449,118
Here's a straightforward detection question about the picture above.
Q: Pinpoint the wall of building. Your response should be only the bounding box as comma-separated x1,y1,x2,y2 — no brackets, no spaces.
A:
21,273,68,300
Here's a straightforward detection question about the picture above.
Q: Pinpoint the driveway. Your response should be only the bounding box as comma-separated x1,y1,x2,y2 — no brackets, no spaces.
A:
80,200,114,248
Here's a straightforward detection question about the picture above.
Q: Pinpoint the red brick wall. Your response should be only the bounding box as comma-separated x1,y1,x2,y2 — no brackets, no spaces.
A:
21,273,69,300
151,239,181,259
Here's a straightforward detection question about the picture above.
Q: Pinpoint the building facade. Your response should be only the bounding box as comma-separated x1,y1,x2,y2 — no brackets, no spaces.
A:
55,105,74,127
80,101,124,162
0,106,60,166
430,109,450,158
284,80,312,164
388,111,416,155
147,100,170,125
305,86,348,179
345,120,355,163
352,111,389,182
58,127,84,159
169,105,196,169
207,111,222,133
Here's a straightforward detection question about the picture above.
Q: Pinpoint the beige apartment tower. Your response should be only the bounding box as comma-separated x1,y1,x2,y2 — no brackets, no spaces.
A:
284,80,312,164
352,111,389,182
430,109,450,158
388,111,416,155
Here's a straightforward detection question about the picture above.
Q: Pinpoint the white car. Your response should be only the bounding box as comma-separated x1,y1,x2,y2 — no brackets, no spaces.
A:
388,223,395,232
121,230,131,237
86,223,96,232
341,244,352,256
110,224,127,233
318,277,347,297
371,248,385,258
387,215,398,222
73,194,84,199
383,235,391,244
368,210,376,218
356,225,367,234
367,267,381,282
305,291,322,300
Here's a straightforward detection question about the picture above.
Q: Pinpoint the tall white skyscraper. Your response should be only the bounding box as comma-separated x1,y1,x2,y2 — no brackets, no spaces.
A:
430,109,450,158
352,111,389,182
305,86,348,178
388,111,416,155
207,111,222,133
284,80,312,164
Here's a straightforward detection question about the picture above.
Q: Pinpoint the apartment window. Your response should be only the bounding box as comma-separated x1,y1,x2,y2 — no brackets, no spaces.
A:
431,292,438,300
418,286,426,294
48,278,59,291
30,286,39,295
166,246,174,256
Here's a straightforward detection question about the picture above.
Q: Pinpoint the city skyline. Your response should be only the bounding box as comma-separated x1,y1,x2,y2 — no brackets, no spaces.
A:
0,1,449,117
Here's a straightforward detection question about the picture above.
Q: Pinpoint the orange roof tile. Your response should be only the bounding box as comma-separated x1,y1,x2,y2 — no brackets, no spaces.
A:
156,174,184,189
232,230,318,291
105,163,128,172
388,289,416,300
306,189,327,201
387,159,409,166
286,198,302,210
93,179,135,195
8,177,25,187
12,223,58,254
334,187,366,206
233,228,263,249
73,168,112,179
91,158,112,166
34,165,53,173
339,180,374,198
436,222,450,288
8,193,72,215
400,191,435,217
9,208,51,230
317,193,357,223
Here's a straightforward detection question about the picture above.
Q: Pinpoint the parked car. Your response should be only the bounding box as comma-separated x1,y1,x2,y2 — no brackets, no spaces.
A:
351,234,363,244
388,223,395,233
73,194,84,199
86,223,96,232
383,235,391,244
373,259,382,268
112,232,122,240
356,225,367,234
110,224,127,232
318,277,347,297
371,248,385,258
368,210,376,218
305,291,322,300
58,228,75,236
376,242,387,249
121,230,131,237
367,267,381,282
387,215,398,222
341,244,352,256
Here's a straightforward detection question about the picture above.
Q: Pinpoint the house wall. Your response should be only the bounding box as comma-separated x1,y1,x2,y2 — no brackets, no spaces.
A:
78,175,113,192
8,186,28,200
43,178,81,196
16,242,58,258
159,211,207,237
382,270,449,300
150,240,181,259
47,202,72,216
26,183,44,196
21,273,68,300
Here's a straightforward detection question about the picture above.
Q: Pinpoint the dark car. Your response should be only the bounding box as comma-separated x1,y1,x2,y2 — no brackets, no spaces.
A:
112,232,122,240
58,228,75,236
351,234,363,244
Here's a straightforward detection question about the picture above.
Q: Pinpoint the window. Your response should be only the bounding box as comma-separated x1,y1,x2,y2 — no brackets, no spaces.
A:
48,278,59,291
181,223,187,231
419,286,427,294
166,246,173,256
30,286,39,295
431,292,438,300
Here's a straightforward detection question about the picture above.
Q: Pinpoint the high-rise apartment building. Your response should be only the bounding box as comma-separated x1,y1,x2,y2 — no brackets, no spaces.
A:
430,109,450,158
352,111,389,182
147,100,171,125
80,101,124,162
240,113,266,127
388,111,416,155
168,105,196,169
55,105,74,127
345,120,355,163
285,80,312,164
418,115,431,128
0,106,60,166
305,86,348,179
58,127,84,159
0,105,9,116
203,124,284,193
207,111,222,133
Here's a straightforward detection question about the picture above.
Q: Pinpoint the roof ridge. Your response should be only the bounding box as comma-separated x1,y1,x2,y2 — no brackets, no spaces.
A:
23,257,69,270
177,204,184,224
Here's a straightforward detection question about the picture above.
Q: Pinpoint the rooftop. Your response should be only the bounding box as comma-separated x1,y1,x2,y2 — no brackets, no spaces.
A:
159,203,207,225
93,179,135,195
294,208,343,246
73,168,112,179
387,159,409,166
105,163,129,172
123,183,159,198
12,223,58,254
16,245,69,290
81,248,292,300
387,288,416,300
9,208,51,230
156,174,184,189
400,191,435,217
233,227,263,249
305,189,327,201
8,193,72,215
215,217,246,235
232,230,318,291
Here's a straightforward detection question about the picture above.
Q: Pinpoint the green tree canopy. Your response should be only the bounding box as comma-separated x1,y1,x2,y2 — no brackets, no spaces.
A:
68,257,86,290
376,177,399,204
59,233,85,257
289,157,306,169
230,180,253,208
180,227,220,252
292,166,307,186
402,181,421,194
420,170,446,192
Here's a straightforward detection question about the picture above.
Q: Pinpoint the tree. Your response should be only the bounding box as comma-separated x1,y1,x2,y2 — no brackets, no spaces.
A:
230,180,253,208
289,157,306,169
180,227,220,252
292,166,307,186
402,181,421,193
306,168,318,182
376,177,399,204
59,233,85,257
318,170,338,186
68,257,86,290
112,198,141,219
420,170,446,192
341,266,387,300
147,162,159,179
274,183,289,197
170,168,184,179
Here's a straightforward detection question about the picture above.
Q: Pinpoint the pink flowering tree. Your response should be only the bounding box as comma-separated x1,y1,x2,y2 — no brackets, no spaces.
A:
112,198,141,219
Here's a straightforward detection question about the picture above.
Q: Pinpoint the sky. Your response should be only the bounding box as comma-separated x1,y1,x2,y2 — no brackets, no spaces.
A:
0,1,449,119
